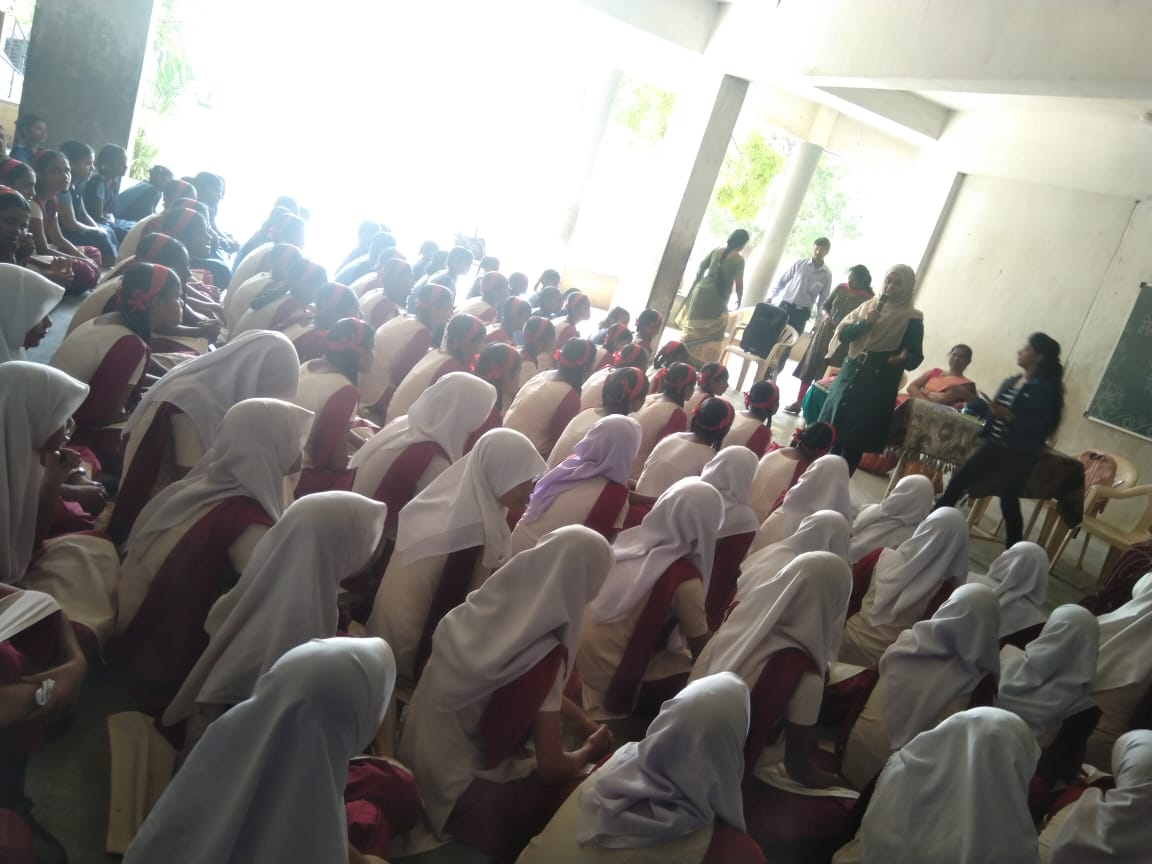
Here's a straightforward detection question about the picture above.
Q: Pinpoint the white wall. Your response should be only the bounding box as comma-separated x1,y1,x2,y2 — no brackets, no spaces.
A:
918,176,1152,469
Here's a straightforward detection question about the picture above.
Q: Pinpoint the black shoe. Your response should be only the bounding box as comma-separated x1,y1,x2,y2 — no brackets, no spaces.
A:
13,799,68,864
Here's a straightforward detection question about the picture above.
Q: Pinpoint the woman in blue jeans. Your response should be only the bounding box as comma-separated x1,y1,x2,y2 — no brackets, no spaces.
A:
937,332,1065,548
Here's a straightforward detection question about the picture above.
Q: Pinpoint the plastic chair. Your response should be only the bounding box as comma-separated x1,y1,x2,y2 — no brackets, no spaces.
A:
718,308,752,356
1051,484,1152,578
1036,451,1137,566
720,324,798,390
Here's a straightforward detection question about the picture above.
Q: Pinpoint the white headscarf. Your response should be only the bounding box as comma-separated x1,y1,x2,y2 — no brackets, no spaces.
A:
349,372,497,473
859,707,1040,864
430,525,613,712
0,264,64,363
735,510,852,600
1092,572,1152,691
972,541,1049,637
590,478,723,625
998,604,1099,734
879,583,1001,748
700,447,760,539
1050,730,1152,863
848,474,935,563
868,506,970,626
124,330,301,448
163,492,388,725
0,362,89,580
394,428,545,569
0,588,60,642
692,551,850,685
124,398,312,564
125,637,395,864
577,672,749,848
750,455,854,552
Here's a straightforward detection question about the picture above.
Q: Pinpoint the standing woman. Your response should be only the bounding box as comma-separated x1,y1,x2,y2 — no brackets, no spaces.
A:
386,313,487,423
504,338,597,458
676,229,749,366
818,264,924,475
937,332,1064,548
783,264,873,415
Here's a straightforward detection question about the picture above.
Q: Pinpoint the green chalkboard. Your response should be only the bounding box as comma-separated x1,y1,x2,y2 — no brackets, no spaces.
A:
1087,282,1152,441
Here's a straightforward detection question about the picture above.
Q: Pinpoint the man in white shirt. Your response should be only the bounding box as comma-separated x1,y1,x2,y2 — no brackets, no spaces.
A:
769,236,832,335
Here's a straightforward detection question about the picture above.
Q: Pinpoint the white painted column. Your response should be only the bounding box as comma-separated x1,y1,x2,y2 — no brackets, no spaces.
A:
558,66,625,247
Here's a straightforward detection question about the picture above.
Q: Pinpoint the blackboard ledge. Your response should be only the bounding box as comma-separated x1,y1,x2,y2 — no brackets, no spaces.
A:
1084,413,1152,444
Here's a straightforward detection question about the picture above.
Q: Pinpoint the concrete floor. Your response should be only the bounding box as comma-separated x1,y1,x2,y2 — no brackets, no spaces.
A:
21,304,1107,863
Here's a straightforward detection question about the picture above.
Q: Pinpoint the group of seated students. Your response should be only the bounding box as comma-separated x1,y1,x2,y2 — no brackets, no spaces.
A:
0,161,1149,864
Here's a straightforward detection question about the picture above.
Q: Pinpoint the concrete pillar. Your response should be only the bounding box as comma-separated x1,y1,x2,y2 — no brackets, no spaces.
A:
644,73,749,317
743,141,824,306
558,66,624,247
19,0,156,149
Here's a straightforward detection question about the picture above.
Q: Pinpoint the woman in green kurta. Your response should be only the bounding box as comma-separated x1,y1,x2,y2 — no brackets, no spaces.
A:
676,229,749,366
819,264,924,475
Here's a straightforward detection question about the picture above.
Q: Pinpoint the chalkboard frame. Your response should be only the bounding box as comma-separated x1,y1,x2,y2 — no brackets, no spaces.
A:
1085,282,1152,442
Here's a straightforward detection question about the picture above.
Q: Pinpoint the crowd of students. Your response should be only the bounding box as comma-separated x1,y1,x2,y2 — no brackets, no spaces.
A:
0,136,1149,863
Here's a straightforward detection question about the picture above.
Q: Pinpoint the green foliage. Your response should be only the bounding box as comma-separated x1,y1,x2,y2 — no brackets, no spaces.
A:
130,127,161,181
781,158,860,263
144,0,194,116
612,79,674,147
714,130,784,224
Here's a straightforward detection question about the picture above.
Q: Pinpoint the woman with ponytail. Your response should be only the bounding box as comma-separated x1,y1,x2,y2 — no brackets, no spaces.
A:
647,339,690,394
676,228,749,364
550,366,650,468
725,379,779,458
518,315,557,381
937,332,1065,548
505,338,597,457
359,282,455,420
631,362,697,481
636,397,735,498
684,361,730,414
387,313,487,423
232,259,328,338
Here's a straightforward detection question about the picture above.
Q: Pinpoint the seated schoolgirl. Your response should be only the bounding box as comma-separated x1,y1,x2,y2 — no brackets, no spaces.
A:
698,446,761,629
467,343,521,447
409,240,439,283
508,271,529,296
49,263,183,469
633,308,664,359
834,708,1040,864
526,269,561,308
399,527,617,858
357,259,414,329
518,315,557,381
840,507,970,668
734,510,852,602
750,453,855,553
386,313,487,423
360,283,455,419
691,552,850,811
286,282,360,362
1084,573,1152,768
109,331,301,543
222,243,303,336
125,637,401,864
998,605,1101,790
0,166,77,288
162,492,388,746
748,421,836,522
648,340,690,393
82,144,132,240
228,209,306,291
847,473,935,563
509,415,642,557
577,479,723,727
580,343,649,411
636,397,735,498
550,366,649,468
232,259,327,338
366,428,545,682
148,205,215,281
57,140,118,262
28,150,101,293
112,164,172,223
413,244,470,297
337,219,384,272
456,271,510,324
337,231,398,286
504,338,597,458
519,672,764,864
591,322,633,370
972,541,1050,647
630,362,696,480
1,363,120,646
351,373,498,538
484,296,532,348
8,113,47,164
114,398,313,711
590,306,630,346
840,584,1001,790
0,262,64,363
114,178,196,262
553,291,591,347
532,284,563,318
464,255,501,298
724,379,779,458
684,362,730,414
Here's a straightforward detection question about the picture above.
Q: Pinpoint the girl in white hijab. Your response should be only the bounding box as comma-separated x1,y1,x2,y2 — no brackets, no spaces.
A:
839,506,970,668
1,362,120,643
834,707,1040,864
841,583,1001,790
693,551,850,790
1042,730,1152,864
747,454,854,555
125,637,397,864
848,474,934,563
367,428,546,681
399,527,616,858
973,541,1050,645
1085,572,1152,767
0,263,64,363
578,479,724,721
734,510,852,601
163,492,388,737
698,447,761,628
350,372,498,536
520,672,758,864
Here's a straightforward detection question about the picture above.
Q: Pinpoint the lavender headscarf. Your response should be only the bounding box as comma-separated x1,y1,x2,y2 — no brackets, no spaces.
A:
521,415,642,523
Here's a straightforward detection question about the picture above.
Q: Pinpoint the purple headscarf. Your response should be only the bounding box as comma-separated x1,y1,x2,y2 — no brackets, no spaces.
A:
521,415,642,523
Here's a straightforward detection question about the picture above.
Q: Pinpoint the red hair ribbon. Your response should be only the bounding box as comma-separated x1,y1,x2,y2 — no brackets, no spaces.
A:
691,399,735,432
556,338,595,369
125,265,171,312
